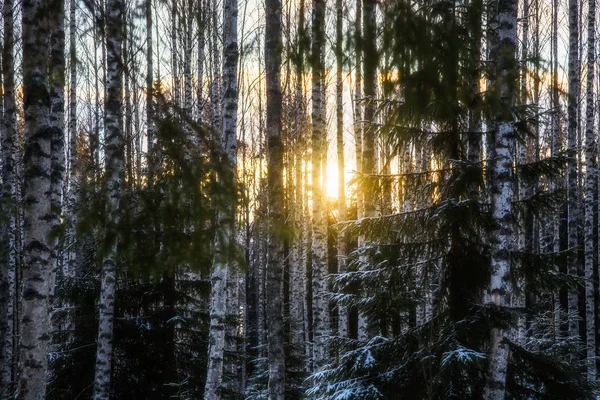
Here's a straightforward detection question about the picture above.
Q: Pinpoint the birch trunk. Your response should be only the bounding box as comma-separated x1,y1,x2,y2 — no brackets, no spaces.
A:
290,0,307,350
566,0,580,341
197,0,206,120
515,0,528,344
359,0,377,339
146,0,154,183
335,0,348,339
551,0,561,335
204,0,239,397
92,0,123,395
584,0,596,379
354,0,368,341
123,19,133,183
47,0,65,325
171,0,180,106
311,0,329,370
265,0,286,396
211,0,221,131
484,0,517,397
66,0,78,276
1,0,17,392
19,0,53,395
184,0,192,116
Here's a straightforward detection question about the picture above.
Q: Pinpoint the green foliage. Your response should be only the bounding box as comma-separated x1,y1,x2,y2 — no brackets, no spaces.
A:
50,98,241,398
308,0,595,398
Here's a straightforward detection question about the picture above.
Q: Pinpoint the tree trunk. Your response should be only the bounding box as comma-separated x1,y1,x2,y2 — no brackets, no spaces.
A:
311,0,329,370
204,0,239,398
66,0,78,276
335,0,348,340
183,0,193,120
1,0,17,393
146,0,154,183
211,0,221,131
584,0,596,380
19,0,54,397
359,0,377,339
171,0,180,106
265,0,286,396
93,0,123,395
290,0,307,355
566,0,580,341
484,0,517,397
197,0,206,120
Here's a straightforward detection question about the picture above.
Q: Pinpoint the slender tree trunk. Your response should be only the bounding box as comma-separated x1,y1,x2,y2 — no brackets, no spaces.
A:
93,0,123,395
567,0,580,341
144,6,152,153
197,0,206,120
335,0,348,339
484,0,518,397
19,0,54,395
290,0,307,355
172,0,180,106
146,0,154,183
204,0,239,398
265,0,285,396
183,0,193,119
359,0,377,339
354,0,369,340
515,0,528,345
66,0,78,276
48,0,66,310
311,0,329,370
123,17,133,184
584,0,596,380
551,0,561,336
211,0,221,131
1,0,17,393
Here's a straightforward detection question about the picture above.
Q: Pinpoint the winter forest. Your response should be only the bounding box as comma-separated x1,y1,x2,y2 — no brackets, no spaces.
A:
4,0,600,397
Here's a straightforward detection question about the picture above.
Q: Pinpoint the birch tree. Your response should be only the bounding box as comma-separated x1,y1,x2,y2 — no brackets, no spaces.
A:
18,0,54,395
584,0,596,380
485,0,518,396
204,0,239,397
311,0,329,369
335,0,348,339
48,0,66,304
93,0,124,394
566,0,579,340
359,0,376,339
146,0,155,182
1,0,17,392
265,0,286,396
65,0,78,276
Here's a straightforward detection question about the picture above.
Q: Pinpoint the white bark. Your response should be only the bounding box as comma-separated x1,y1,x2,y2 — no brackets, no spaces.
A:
265,0,286,396
335,0,348,339
566,0,580,341
171,0,180,106
1,0,17,392
19,0,53,396
354,0,368,342
311,0,329,370
197,0,207,120
183,0,193,118
211,0,221,131
93,0,123,395
65,0,78,277
204,0,239,397
584,0,596,380
485,0,517,397
551,0,561,336
48,0,66,308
